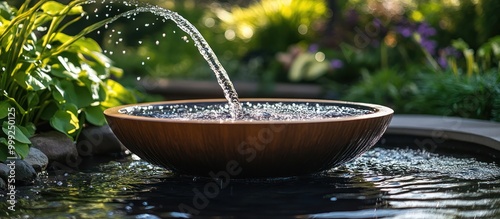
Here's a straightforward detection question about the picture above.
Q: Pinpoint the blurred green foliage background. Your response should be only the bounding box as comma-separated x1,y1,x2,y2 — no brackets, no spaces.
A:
8,0,499,121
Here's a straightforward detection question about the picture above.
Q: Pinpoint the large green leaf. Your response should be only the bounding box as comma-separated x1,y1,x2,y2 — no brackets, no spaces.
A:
84,106,106,126
57,55,81,80
54,33,101,52
27,91,40,108
50,83,65,103
41,1,83,16
0,138,8,161
2,122,32,144
14,142,30,159
50,109,80,135
60,80,94,108
40,101,58,121
13,70,29,90
21,122,36,136
25,67,53,91
103,79,137,106
0,101,12,119
1,138,30,159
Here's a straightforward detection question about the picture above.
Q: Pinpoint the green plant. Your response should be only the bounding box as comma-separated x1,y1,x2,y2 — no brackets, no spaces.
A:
344,67,419,110
406,70,500,121
450,36,500,76
215,0,327,56
0,0,136,161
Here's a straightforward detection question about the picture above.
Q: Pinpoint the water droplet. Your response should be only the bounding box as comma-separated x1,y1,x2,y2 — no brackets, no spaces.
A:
155,40,159,45
138,40,142,44
162,33,166,37
122,50,126,54
145,23,150,27
141,62,145,65
136,77,141,81
181,36,188,42
125,206,133,212
146,57,151,60
36,26,47,32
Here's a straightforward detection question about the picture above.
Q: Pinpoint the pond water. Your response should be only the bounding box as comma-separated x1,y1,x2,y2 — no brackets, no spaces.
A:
2,146,499,218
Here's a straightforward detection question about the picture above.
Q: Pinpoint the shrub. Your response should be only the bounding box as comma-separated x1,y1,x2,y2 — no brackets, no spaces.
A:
0,0,136,161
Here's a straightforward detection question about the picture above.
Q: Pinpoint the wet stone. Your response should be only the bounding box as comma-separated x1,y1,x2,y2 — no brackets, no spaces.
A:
77,125,127,156
30,131,79,166
0,163,8,182
24,147,49,172
4,159,37,186
0,177,5,190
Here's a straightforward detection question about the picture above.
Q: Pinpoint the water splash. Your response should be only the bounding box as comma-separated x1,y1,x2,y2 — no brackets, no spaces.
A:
87,1,243,118
121,102,375,121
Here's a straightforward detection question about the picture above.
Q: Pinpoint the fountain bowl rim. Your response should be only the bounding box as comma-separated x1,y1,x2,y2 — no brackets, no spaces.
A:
104,98,394,124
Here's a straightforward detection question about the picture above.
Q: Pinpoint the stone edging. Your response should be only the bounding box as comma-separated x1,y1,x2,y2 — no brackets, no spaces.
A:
386,114,500,152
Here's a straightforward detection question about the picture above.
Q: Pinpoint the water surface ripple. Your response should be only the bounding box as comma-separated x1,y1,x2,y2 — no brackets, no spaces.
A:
2,147,499,218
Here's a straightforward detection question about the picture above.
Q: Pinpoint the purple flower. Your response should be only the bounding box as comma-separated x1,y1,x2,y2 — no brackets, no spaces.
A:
396,26,412,38
437,46,461,69
416,22,436,37
438,56,447,69
442,46,461,58
373,18,382,28
308,44,319,53
420,38,437,55
330,59,344,69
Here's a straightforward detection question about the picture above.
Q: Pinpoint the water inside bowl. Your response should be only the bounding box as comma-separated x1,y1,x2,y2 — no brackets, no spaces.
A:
119,101,376,121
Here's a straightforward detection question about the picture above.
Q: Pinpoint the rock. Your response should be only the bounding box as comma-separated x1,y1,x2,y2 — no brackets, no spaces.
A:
0,160,37,186
15,160,37,185
0,163,8,182
24,147,49,171
0,177,5,190
0,159,38,187
30,131,80,168
77,125,127,156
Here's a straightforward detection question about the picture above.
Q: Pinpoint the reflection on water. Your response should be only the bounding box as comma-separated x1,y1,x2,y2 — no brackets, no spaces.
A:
1,147,499,218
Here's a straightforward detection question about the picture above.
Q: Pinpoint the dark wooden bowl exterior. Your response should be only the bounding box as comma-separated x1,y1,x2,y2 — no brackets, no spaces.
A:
104,99,393,178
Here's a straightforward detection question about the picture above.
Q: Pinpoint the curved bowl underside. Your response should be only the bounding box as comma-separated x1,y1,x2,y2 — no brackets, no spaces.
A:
104,98,393,178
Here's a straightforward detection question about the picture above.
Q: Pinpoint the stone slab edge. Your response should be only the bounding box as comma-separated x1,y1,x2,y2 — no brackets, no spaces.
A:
386,114,500,151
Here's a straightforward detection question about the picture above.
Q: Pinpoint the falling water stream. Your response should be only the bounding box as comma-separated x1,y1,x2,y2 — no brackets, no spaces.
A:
94,1,243,118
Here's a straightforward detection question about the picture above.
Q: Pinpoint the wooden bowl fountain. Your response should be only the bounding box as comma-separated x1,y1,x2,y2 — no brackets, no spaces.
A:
104,98,393,178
